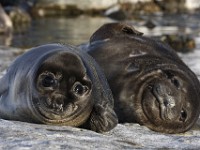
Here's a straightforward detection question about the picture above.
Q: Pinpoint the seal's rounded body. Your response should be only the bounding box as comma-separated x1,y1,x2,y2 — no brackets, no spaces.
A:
0,44,118,133
81,23,200,133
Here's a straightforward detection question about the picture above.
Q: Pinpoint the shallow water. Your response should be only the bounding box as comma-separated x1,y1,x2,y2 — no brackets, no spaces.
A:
4,16,113,48
1,14,200,48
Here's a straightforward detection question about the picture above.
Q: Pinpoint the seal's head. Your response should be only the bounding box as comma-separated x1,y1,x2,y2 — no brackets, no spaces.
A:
134,68,199,133
34,51,93,126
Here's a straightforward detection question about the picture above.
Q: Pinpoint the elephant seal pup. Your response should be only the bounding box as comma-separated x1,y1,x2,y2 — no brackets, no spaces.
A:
81,23,200,133
0,44,118,133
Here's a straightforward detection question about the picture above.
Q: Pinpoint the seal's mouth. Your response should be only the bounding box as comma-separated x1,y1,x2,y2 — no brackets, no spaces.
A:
37,93,79,119
152,82,181,121
152,84,188,122
32,90,93,126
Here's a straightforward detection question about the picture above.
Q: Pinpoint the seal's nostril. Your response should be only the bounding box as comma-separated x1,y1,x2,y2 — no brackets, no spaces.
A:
52,97,65,112
56,98,64,105
164,100,169,107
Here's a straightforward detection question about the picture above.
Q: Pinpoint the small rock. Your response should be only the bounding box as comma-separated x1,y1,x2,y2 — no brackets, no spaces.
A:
144,20,156,29
121,1,161,15
154,0,187,14
104,5,127,21
8,7,31,24
0,4,13,35
31,4,83,17
158,34,196,53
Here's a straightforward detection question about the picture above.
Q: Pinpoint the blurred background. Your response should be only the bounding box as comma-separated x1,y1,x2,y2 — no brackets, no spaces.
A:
0,0,200,53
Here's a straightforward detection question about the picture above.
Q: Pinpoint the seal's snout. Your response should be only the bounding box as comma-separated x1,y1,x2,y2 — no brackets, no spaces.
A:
151,79,183,121
153,80,189,123
47,92,66,112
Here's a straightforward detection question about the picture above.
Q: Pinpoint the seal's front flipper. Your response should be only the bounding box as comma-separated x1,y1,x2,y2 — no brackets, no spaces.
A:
88,103,118,133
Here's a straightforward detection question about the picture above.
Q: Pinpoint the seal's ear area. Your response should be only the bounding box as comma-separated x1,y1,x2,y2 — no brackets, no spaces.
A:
89,103,118,133
121,25,143,36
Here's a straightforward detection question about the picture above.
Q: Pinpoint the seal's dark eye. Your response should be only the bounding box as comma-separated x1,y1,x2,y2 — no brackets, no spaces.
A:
73,82,88,95
75,84,84,95
42,75,55,87
172,78,180,88
122,27,134,34
179,109,187,122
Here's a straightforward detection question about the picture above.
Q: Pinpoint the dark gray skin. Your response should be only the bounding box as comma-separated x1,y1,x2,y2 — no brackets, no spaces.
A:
0,44,118,133
80,23,200,133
